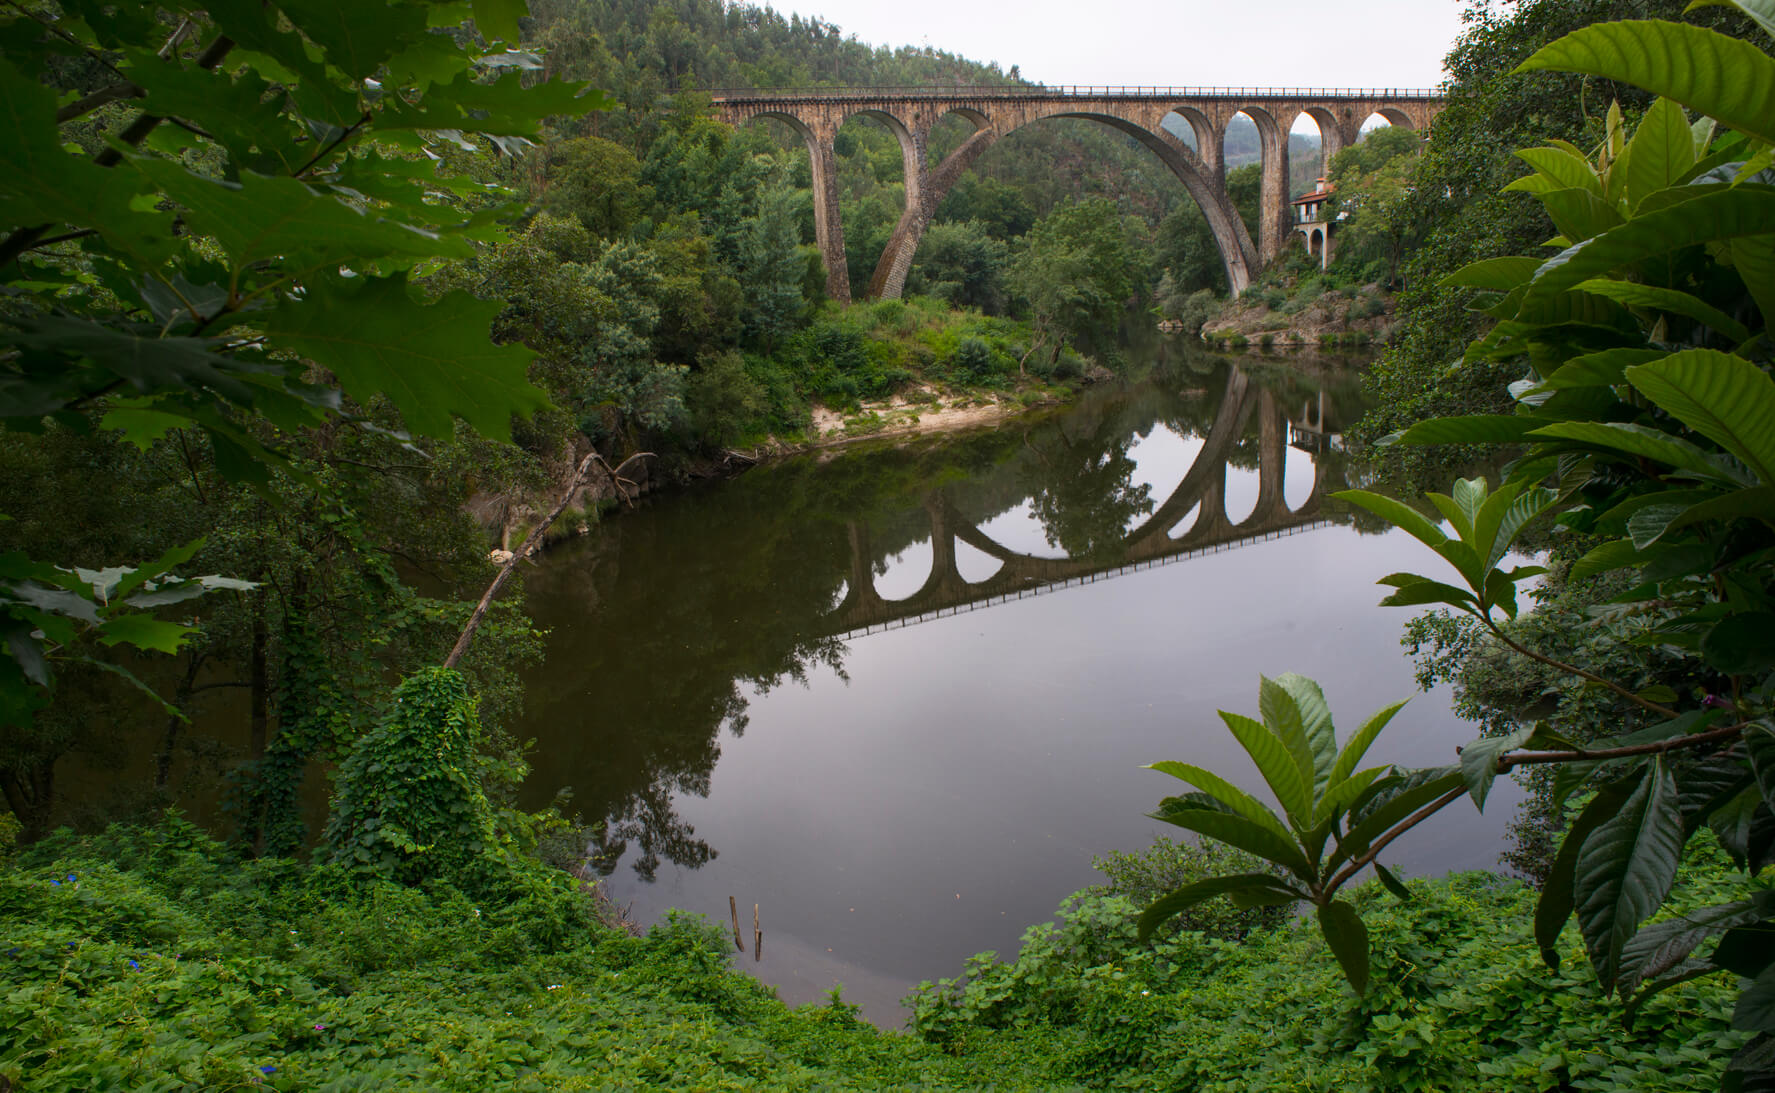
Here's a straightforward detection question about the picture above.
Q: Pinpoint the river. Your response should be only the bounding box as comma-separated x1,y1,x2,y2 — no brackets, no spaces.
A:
512,345,1521,1025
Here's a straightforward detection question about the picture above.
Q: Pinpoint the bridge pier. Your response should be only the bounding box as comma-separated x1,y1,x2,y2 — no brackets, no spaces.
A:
807,122,851,305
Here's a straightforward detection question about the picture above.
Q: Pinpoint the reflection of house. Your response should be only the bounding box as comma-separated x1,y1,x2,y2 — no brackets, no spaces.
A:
1292,176,1336,270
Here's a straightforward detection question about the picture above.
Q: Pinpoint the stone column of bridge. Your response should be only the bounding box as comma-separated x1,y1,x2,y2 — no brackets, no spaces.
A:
807,119,851,305
1250,389,1290,524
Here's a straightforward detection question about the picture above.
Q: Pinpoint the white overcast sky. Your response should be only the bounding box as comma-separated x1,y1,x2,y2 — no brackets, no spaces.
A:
770,0,1469,93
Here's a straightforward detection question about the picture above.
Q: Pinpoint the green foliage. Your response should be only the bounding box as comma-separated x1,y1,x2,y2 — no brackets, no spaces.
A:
907,220,1012,315
912,859,1745,1090
0,1,599,452
1189,7,1775,1082
1,817,1065,1091
1327,128,1425,286
1140,675,1443,994
1352,0,1765,476
1092,837,1294,941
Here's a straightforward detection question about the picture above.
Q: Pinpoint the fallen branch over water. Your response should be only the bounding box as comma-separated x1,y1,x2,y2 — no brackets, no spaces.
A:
444,451,651,669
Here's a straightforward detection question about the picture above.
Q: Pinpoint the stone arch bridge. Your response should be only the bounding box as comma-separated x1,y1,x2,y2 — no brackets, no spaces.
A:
827,367,1348,638
711,85,1442,304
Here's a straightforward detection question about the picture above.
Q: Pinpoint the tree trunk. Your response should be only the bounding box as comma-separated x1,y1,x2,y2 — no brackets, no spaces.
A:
1,760,55,844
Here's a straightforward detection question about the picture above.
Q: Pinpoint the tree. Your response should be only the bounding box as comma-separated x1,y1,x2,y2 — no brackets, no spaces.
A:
907,219,1011,314
1009,197,1137,370
1141,5,1775,1082
1326,130,1425,287
1354,0,1762,466
0,0,598,836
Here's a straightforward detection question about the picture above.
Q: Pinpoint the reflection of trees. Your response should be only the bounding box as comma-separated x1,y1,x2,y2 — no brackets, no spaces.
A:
517,349,1372,881
1029,440,1153,560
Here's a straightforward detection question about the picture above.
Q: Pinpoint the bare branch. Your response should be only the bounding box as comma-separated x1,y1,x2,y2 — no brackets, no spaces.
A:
1498,722,1745,769
56,82,145,125
443,451,652,669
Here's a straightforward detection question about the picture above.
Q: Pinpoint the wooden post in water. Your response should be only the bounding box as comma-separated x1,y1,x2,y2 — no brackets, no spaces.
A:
754,903,762,962
729,896,745,952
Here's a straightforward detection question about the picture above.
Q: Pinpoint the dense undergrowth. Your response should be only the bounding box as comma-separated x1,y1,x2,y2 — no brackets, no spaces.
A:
1,817,1746,1091
713,295,1083,447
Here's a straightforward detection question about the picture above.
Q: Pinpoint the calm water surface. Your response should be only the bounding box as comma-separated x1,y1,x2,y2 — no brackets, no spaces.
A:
515,348,1520,1025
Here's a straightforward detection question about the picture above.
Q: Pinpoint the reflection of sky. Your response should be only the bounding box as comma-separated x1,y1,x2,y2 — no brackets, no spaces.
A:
604,519,1522,1026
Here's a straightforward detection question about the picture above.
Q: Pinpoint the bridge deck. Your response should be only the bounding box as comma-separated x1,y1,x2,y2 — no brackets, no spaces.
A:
832,518,1338,642
708,85,1441,103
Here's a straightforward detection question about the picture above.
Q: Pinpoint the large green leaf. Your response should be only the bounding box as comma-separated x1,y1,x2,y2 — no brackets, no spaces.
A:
1705,616,1775,675
1668,486,1775,532
1328,698,1409,788
1543,348,1668,390
1526,188,1775,304
276,0,430,81
1538,188,1626,243
1312,767,1388,829
1219,711,1312,825
1319,900,1371,994
1334,490,1447,549
0,58,172,265
1625,350,1775,484
1459,725,1538,812
1517,20,1775,146
1571,277,1751,342
1148,806,1314,881
123,49,302,174
129,161,472,275
1741,966,1775,1033
1536,781,1633,968
1527,421,1738,479
1623,98,1696,212
1441,256,1543,290
1145,761,1295,844
1574,759,1686,987
1393,415,1542,446
1687,0,1775,39
95,613,192,654
1619,898,1760,997
259,275,548,442
1376,576,1481,614
1137,874,1305,943
1510,147,1603,197
472,0,528,42
0,317,262,410
1481,485,1559,571
1730,235,1775,331
1265,674,1337,803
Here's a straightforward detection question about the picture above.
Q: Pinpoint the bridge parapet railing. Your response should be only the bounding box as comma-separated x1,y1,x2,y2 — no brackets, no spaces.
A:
708,85,1443,102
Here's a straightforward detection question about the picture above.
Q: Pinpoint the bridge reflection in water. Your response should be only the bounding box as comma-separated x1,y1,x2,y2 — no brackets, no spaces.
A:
832,369,1343,638
517,355,1374,884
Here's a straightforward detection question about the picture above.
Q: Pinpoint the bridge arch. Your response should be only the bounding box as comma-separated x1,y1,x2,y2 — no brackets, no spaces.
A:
869,101,1260,303
1293,106,1347,176
1160,105,1220,172
739,109,852,302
